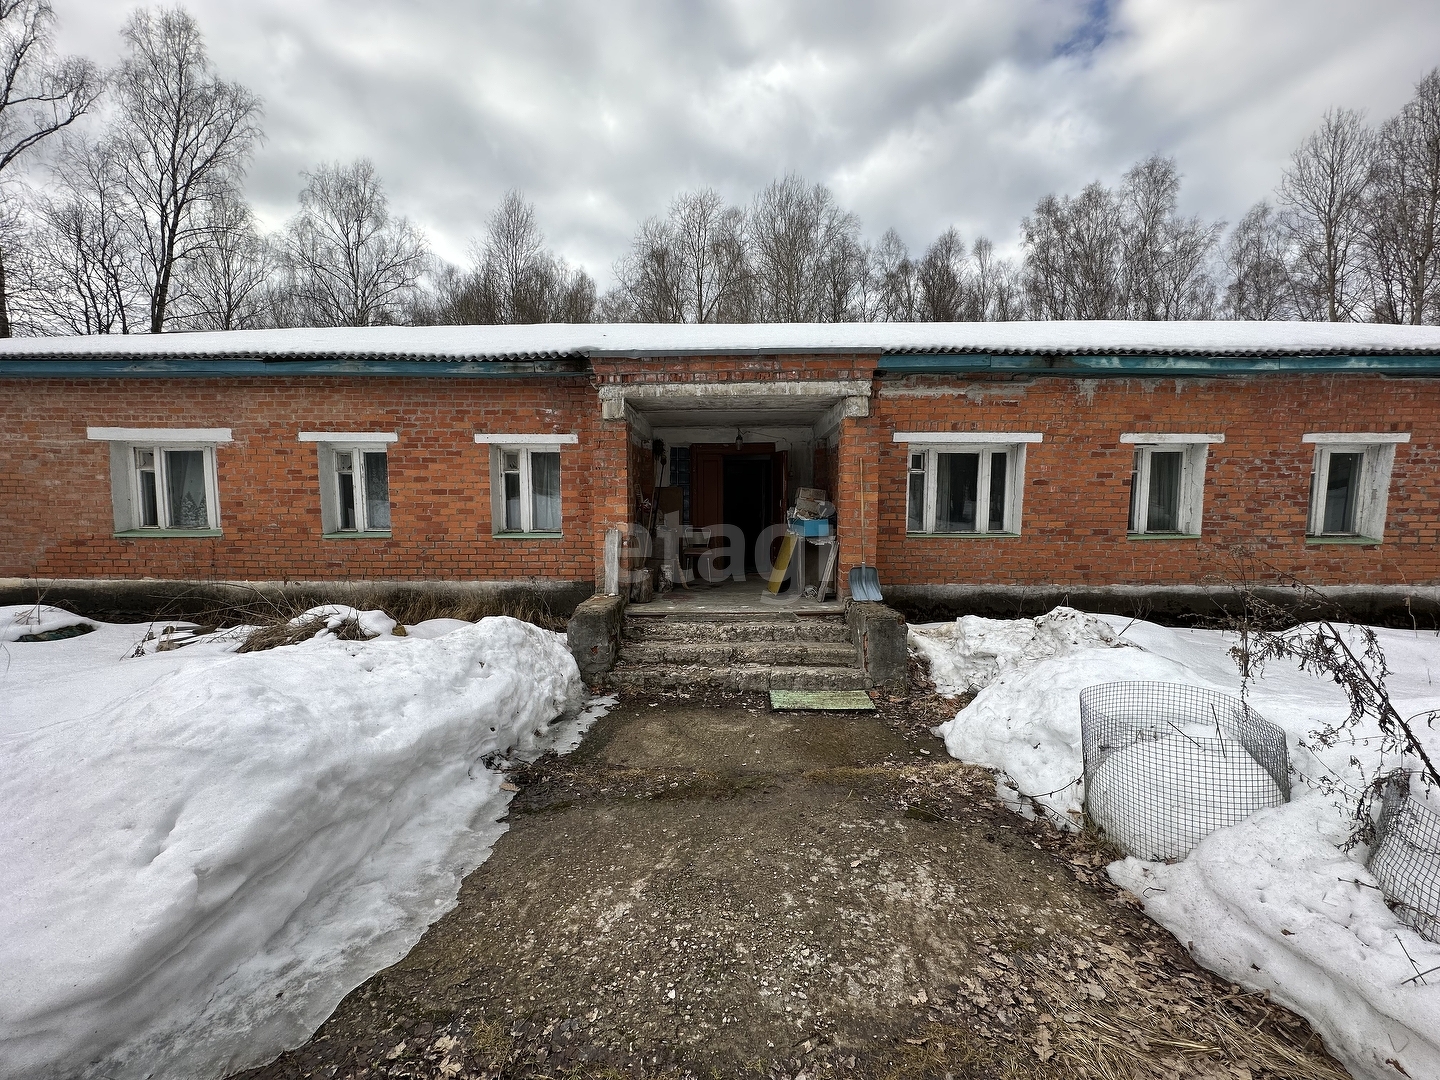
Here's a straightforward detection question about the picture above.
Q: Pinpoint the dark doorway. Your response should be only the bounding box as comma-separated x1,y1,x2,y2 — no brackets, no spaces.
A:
723,454,772,574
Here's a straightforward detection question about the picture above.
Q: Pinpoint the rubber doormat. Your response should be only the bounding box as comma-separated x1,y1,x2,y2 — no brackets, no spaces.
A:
769,689,875,711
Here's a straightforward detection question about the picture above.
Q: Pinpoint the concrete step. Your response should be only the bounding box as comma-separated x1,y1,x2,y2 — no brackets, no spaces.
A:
607,663,872,692
617,640,859,667
622,615,854,644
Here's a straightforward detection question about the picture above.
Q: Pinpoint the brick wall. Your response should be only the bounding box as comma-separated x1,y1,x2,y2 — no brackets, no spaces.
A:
0,376,597,582
869,373,1440,587
4,362,1439,589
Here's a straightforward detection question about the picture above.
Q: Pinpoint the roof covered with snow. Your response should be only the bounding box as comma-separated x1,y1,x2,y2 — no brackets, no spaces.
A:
2,321,1440,362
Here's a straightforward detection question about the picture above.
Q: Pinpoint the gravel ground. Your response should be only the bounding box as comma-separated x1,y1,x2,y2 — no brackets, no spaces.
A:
233,684,1349,1080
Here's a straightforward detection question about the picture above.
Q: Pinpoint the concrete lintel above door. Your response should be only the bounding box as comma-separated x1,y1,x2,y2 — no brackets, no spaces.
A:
600,379,872,429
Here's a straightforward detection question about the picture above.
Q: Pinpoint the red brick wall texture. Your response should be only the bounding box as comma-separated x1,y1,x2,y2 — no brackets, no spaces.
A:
2,362,1437,588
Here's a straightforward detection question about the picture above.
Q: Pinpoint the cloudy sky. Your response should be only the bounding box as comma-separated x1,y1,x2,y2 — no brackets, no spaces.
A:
46,0,1440,287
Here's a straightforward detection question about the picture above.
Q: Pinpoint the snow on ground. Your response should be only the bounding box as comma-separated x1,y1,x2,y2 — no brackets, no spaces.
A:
913,609,1440,1080
0,605,605,1080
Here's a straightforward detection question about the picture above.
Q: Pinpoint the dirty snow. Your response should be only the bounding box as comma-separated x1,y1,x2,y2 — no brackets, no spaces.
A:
1,603,93,642
909,606,1121,697
915,609,1440,1080
0,605,604,1080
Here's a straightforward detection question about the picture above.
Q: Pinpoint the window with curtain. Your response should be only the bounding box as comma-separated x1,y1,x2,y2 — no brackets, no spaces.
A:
1125,440,1212,537
123,444,219,531
322,445,391,534
492,445,565,534
905,445,1020,534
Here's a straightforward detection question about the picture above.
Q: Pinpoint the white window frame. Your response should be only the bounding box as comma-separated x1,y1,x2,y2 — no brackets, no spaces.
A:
475,435,573,536
893,434,1041,536
88,428,229,534
1303,433,1409,542
318,444,393,535
1120,434,1221,537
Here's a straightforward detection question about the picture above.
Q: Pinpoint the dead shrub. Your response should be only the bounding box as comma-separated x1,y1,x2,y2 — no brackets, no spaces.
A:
229,588,567,654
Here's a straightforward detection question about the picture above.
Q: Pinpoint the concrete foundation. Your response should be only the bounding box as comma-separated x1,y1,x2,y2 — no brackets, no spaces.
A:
0,577,594,624
845,601,909,688
885,583,1440,630
567,592,628,682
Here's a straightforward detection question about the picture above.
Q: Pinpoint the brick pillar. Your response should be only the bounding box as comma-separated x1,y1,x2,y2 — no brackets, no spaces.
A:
592,414,633,589
836,412,881,598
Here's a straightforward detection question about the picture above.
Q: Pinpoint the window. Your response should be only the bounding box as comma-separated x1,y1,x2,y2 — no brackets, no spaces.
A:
88,427,228,534
1121,434,1221,537
1304,433,1409,542
300,433,396,536
893,433,1041,535
474,433,577,536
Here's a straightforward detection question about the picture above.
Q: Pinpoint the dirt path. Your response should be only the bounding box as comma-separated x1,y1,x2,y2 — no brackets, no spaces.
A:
237,690,1348,1080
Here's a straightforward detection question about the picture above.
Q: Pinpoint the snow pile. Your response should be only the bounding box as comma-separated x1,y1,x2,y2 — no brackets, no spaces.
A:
909,606,1123,696
1088,733,1285,861
918,612,1440,1080
1,602,91,642
290,603,399,639
0,607,592,1080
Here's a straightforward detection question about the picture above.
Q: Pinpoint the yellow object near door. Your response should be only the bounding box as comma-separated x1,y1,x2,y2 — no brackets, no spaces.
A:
767,533,797,593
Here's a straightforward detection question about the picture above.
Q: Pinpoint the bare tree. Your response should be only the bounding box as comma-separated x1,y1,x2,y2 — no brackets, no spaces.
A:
1279,108,1375,322
1223,201,1294,320
748,174,863,322
1022,183,1125,319
26,137,139,333
917,227,972,321
1120,155,1222,319
611,215,687,322
872,228,918,322
281,158,428,327
670,188,749,322
0,0,100,335
1022,158,1221,321
471,190,594,324
971,236,1025,321
1364,69,1440,325
111,6,262,333
171,186,273,330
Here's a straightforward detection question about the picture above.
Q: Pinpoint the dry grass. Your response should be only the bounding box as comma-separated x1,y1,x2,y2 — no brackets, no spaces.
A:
1051,1000,1350,1080
218,587,568,654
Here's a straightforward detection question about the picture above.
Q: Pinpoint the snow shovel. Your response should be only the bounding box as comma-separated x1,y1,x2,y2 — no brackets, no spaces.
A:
848,460,884,602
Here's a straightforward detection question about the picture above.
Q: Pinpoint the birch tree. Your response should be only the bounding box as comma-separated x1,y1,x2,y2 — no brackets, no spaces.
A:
111,7,262,333
172,187,273,330
281,158,427,326
748,174,863,322
872,228,918,322
1364,69,1440,324
1223,201,1295,320
0,0,100,335
472,190,595,323
1279,108,1374,322
28,137,139,334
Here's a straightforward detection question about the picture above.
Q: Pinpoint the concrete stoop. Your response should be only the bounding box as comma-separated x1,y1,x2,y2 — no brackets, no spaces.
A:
606,611,871,692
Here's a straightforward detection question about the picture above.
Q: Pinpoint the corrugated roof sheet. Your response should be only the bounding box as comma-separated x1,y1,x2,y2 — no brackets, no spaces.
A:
2,321,1440,361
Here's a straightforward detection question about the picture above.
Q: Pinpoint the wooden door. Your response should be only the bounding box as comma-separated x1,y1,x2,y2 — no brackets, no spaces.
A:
691,449,725,530
771,450,789,525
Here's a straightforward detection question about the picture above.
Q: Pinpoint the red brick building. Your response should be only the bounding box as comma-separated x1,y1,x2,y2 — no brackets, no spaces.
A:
4,322,1440,609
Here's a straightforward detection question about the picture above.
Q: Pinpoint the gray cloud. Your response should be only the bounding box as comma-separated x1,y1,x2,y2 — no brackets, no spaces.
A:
44,0,1440,287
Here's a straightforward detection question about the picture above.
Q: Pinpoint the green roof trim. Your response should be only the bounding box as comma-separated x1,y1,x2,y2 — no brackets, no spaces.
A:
877,353,1440,376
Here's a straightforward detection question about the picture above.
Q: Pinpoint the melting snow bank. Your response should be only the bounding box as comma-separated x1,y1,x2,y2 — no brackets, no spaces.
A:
0,609,593,1080
1109,805,1440,1079
913,608,1440,1080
